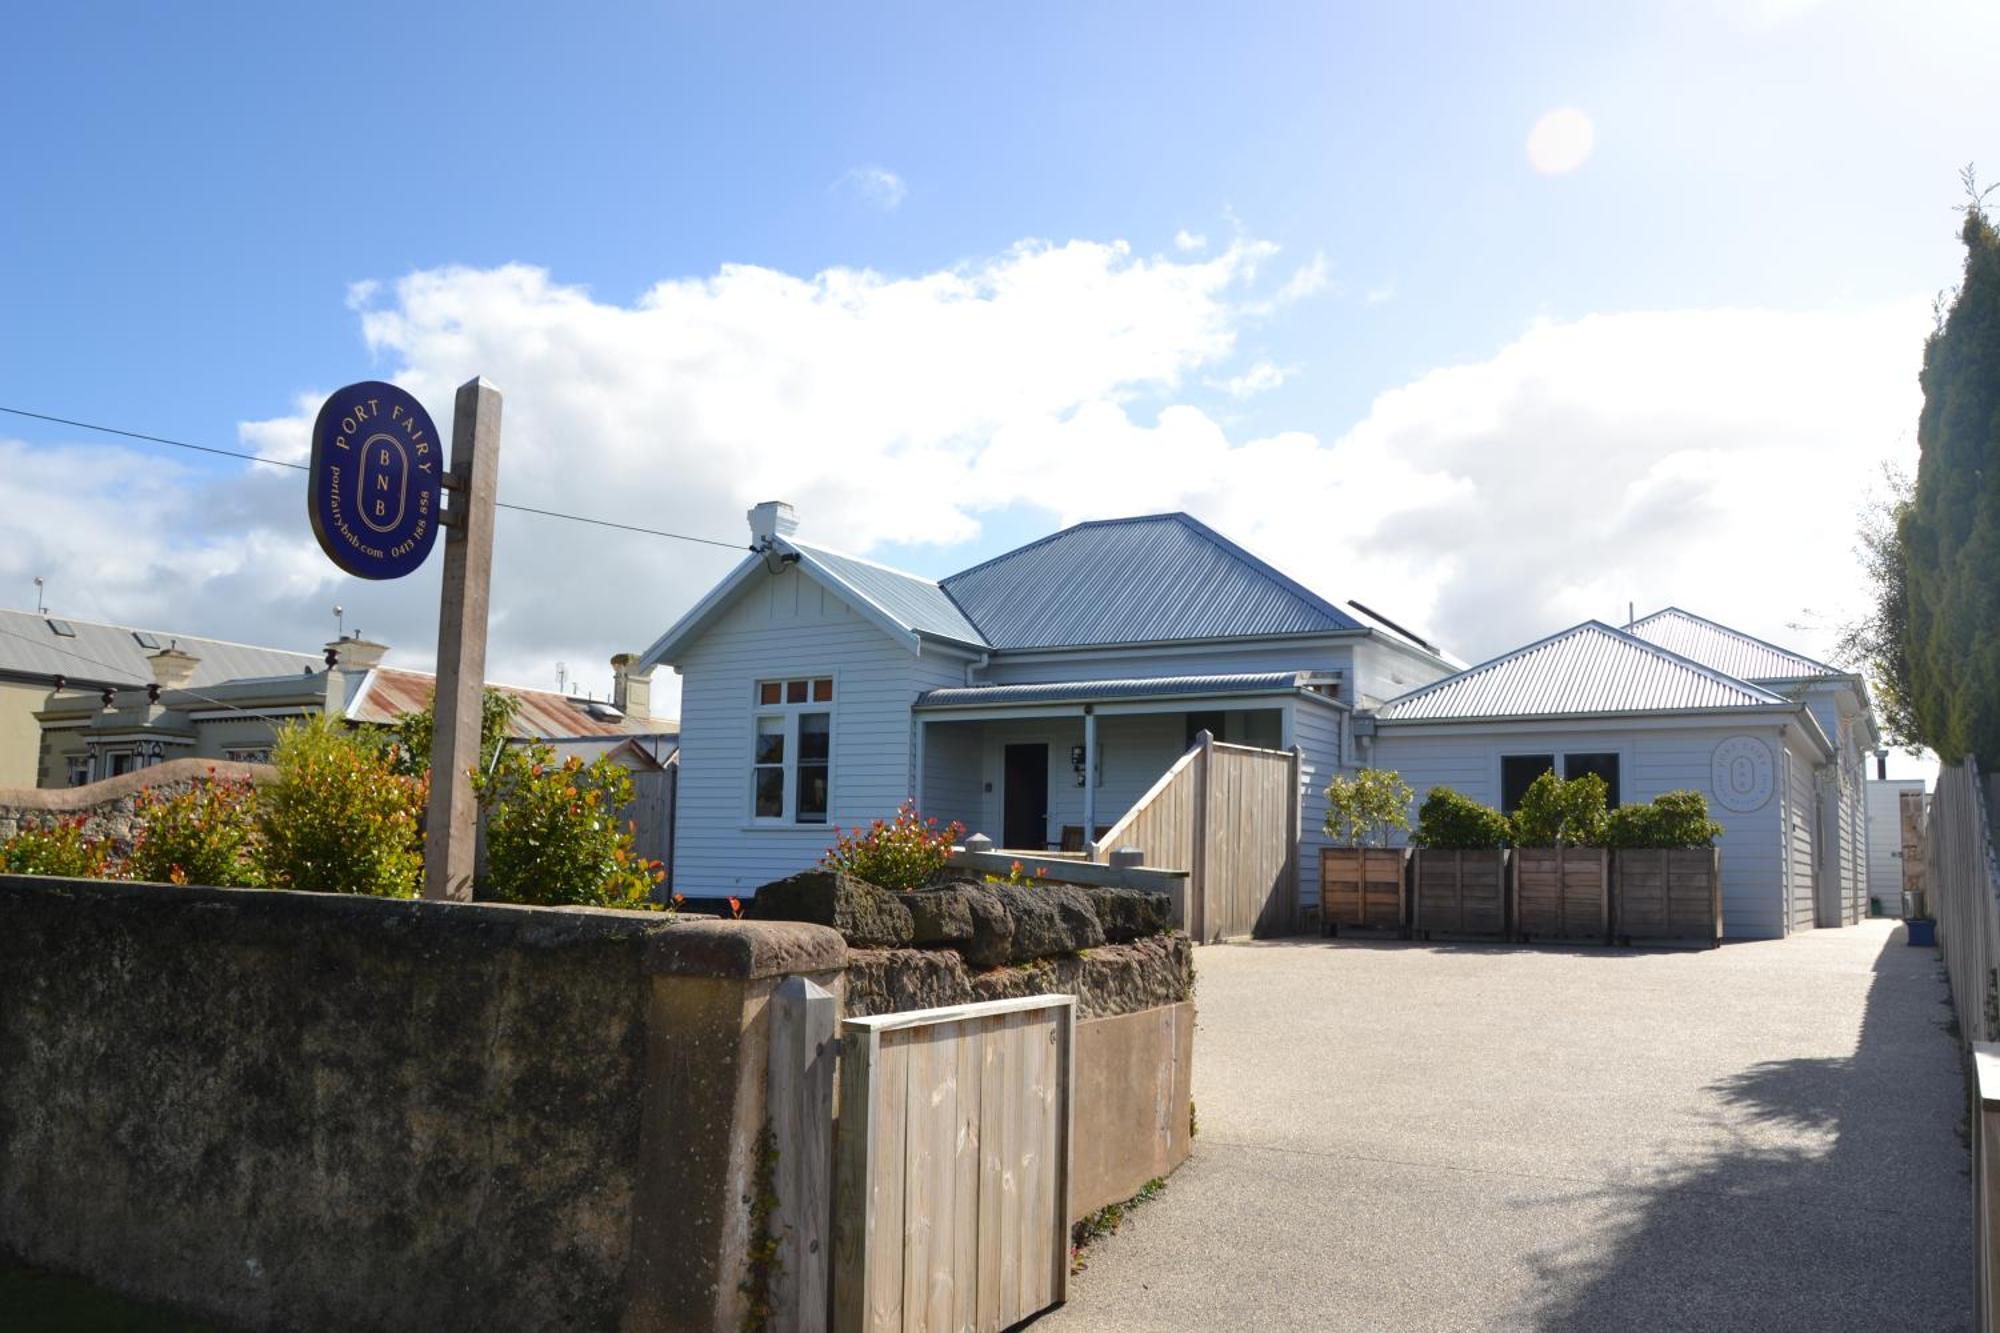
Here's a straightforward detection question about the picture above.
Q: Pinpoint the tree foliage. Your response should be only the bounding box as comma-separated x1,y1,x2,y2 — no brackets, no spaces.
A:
481,744,666,909
254,716,426,896
1410,787,1510,850
1902,172,2000,766
1509,771,1608,848
131,774,262,886
1836,466,1925,750
388,687,522,786
1601,790,1724,849
1322,769,1414,847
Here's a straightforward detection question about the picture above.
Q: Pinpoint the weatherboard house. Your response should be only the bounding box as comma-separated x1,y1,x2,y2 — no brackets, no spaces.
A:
1366,611,1878,940
639,503,1458,902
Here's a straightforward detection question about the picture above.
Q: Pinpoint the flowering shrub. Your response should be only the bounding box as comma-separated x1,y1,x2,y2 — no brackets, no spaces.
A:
1,817,114,878
1411,787,1510,850
985,859,1050,886
1323,769,1414,847
1510,771,1608,848
253,717,426,896
481,744,666,909
822,801,965,892
130,774,262,886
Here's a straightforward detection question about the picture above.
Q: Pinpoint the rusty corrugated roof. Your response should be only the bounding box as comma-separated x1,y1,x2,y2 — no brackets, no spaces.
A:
348,668,673,739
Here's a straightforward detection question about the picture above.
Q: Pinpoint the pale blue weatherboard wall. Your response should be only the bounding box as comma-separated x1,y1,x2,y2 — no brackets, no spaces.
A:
669,564,962,895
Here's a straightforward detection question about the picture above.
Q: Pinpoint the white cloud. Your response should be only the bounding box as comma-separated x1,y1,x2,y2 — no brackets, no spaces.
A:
1174,229,1207,252
0,234,1927,713
1365,281,1397,305
1212,360,1295,398
1527,108,1596,175
833,166,908,211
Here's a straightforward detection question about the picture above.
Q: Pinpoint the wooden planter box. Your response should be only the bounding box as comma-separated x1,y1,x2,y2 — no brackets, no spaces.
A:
1513,847,1609,944
1412,849,1508,939
1612,847,1722,948
1318,847,1408,935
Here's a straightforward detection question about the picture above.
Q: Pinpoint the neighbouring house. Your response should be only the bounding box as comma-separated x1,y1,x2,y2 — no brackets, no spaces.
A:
0,608,319,788
638,501,1459,899
1365,610,1881,940
33,634,677,790
1866,777,1925,917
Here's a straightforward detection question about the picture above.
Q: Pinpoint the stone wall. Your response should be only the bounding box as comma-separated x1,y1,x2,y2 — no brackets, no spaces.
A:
0,875,845,1333
0,757,271,855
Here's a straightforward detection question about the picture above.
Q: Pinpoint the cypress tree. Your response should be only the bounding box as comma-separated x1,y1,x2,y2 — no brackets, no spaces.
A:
1903,173,2000,766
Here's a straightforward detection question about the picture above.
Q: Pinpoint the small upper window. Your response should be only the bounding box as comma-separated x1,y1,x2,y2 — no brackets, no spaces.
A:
132,631,161,649
46,618,75,637
754,677,833,707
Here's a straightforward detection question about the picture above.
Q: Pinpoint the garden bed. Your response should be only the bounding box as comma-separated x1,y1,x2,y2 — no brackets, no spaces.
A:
1412,848,1509,939
1318,846,1408,935
1513,846,1609,943
1612,847,1722,947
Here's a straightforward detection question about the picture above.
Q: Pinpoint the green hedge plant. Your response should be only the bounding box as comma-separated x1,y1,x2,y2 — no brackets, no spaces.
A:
1323,769,1414,847
1509,771,1608,848
130,773,262,886
2,817,114,878
822,801,965,892
1411,787,1510,850
1602,790,1724,849
481,744,665,909
253,716,426,896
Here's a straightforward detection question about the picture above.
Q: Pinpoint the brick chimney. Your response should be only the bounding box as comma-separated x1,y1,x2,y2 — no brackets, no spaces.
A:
611,653,651,721
147,646,199,692
324,635,389,672
747,500,799,546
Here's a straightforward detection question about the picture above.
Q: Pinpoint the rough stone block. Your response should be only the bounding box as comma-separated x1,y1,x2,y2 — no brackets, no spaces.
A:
746,869,914,949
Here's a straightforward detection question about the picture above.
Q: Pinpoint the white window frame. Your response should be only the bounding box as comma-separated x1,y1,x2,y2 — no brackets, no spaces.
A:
748,675,837,827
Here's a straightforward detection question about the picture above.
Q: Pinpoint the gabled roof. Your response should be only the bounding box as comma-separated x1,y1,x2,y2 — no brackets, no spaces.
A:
792,542,985,646
939,513,1363,650
0,607,318,687
1374,621,1791,722
1628,607,1842,682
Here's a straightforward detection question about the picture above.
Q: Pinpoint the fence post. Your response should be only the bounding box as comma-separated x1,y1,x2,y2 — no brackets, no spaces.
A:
768,975,837,1332
1975,1044,2000,1331
1191,730,1214,943
1287,745,1304,934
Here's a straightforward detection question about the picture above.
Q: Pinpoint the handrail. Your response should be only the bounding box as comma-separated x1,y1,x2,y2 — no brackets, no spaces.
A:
1090,738,1204,861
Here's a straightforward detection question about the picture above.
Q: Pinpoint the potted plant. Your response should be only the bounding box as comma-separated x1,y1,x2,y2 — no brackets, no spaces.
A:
1604,790,1724,948
1408,787,1511,939
1319,769,1414,935
1510,771,1611,944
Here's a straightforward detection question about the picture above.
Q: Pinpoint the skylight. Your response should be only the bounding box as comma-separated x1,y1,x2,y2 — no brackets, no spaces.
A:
46,618,75,637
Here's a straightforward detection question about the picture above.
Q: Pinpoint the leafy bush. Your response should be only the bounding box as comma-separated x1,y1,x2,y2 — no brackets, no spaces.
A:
1411,787,1511,850
130,774,262,886
481,744,665,909
1509,771,1608,847
2,817,113,877
386,687,522,787
253,717,426,896
1323,769,1414,847
1602,790,1724,849
823,801,965,892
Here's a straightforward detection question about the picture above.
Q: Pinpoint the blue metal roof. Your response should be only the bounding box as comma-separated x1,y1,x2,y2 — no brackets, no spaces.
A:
791,542,987,647
1629,607,1841,681
1374,621,1790,721
916,671,1316,710
939,513,1363,649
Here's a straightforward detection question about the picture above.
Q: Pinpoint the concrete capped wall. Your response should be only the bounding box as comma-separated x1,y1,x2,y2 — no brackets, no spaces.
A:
0,757,271,855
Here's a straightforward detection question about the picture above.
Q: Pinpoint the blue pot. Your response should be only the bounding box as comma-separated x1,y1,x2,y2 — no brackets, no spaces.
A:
1906,918,1936,947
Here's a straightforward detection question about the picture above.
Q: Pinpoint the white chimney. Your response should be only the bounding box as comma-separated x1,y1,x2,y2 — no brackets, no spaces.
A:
747,500,799,546
148,647,199,692
611,653,652,721
325,635,389,672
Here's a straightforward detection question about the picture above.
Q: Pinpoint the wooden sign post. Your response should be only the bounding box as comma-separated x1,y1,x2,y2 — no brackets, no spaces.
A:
423,376,502,901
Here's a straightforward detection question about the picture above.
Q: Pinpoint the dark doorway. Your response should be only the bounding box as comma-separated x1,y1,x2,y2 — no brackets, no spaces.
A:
1003,744,1049,849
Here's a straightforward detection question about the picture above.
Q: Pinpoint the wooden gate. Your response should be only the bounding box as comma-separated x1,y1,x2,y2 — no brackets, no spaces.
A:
833,995,1075,1333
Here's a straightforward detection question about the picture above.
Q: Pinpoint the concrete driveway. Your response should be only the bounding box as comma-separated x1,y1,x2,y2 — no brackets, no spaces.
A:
1045,920,1969,1332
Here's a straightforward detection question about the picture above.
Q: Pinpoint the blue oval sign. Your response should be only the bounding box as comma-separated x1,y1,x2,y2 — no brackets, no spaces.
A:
307,381,444,580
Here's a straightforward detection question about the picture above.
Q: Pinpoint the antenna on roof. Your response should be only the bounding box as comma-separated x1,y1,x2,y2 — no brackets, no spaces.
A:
33,576,45,614
556,661,567,693
333,604,345,639
1627,601,1635,631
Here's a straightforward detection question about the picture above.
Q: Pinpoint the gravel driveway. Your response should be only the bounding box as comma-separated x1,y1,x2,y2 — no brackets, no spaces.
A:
1044,920,1969,1332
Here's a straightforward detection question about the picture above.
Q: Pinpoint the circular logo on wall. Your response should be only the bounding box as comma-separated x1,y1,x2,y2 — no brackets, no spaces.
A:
307,381,444,580
1711,736,1774,812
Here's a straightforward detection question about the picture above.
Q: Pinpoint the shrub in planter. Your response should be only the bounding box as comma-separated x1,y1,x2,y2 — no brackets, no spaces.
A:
2,817,113,878
1323,769,1414,846
823,801,966,893
130,774,262,886
1510,771,1608,847
1601,789,1724,849
253,716,426,897
482,744,666,910
1411,788,1510,850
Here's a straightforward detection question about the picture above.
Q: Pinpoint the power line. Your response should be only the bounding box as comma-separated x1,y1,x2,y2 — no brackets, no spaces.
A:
0,403,749,553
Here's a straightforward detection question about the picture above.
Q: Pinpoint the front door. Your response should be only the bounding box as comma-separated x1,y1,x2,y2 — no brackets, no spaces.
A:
1003,744,1049,850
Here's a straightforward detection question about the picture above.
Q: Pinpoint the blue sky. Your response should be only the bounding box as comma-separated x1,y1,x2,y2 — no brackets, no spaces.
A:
1,1,1994,751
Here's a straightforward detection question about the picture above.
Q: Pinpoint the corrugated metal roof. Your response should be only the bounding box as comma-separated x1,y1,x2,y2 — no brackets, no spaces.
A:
350,668,674,739
1374,621,1789,721
0,608,318,687
1628,607,1841,681
939,513,1363,649
790,542,987,646
916,671,1313,710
